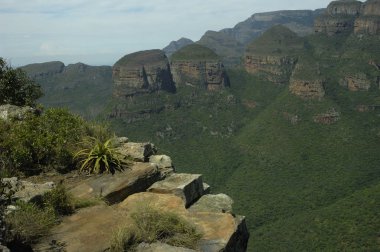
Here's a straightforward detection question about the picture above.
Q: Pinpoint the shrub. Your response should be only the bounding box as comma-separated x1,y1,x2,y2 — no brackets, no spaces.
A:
5,202,56,244
110,206,201,251
42,184,74,216
74,137,124,175
0,58,43,106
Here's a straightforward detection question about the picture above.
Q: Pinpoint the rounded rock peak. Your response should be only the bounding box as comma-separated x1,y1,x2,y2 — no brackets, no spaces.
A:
171,44,219,61
114,49,168,68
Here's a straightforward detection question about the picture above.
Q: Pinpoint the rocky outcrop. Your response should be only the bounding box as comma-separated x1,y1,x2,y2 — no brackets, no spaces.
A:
315,0,380,36
354,0,380,34
313,108,341,124
289,59,325,99
314,0,362,35
0,104,37,121
171,44,230,91
163,38,194,58
113,50,176,98
32,139,249,251
339,73,371,91
244,25,304,84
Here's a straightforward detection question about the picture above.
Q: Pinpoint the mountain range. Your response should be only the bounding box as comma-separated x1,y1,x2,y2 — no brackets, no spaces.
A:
19,1,380,250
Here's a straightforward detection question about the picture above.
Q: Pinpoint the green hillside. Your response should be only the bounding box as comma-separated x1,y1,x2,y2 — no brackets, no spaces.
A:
171,44,220,61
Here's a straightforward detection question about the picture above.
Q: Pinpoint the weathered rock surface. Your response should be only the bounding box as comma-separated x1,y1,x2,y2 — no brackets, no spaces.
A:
69,162,161,204
289,79,325,99
189,194,234,213
136,242,196,252
0,104,36,121
244,25,304,84
313,108,341,124
170,44,230,91
315,0,380,36
315,0,362,35
149,155,175,178
120,192,249,252
115,142,157,162
148,173,204,208
163,37,194,58
113,50,176,98
1,177,55,203
340,73,371,91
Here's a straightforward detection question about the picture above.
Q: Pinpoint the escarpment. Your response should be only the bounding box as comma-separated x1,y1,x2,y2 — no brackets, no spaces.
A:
170,44,230,91
315,0,380,36
244,25,304,84
112,50,176,98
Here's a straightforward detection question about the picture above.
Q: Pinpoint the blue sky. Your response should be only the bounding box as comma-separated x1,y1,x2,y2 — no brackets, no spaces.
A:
0,0,332,66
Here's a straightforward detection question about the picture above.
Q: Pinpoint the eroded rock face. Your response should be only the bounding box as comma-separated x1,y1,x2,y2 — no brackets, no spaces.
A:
289,79,325,99
340,74,371,91
315,0,380,36
171,61,229,91
113,50,176,98
0,104,36,121
313,108,341,124
245,55,297,84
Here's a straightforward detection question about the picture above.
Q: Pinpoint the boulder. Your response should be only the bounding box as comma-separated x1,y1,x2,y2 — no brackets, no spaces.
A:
69,162,161,204
120,192,249,252
149,155,175,178
203,183,211,194
148,173,204,208
189,194,234,214
136,242,197,252
115,142,157,162
1,177,55,203
0,104,36,121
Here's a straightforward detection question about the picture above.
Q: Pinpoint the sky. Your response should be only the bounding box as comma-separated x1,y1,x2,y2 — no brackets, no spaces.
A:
0,0,332,66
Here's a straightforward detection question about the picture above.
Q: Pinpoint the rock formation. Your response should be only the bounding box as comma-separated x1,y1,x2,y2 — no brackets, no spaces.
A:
315,0,380,36
339,73,372,91
113,50,176,98
315,0,362,35
28,138,249,251
244,25,304,84
354,0,380,34
170,44,230,91
313,108,341,124
163,38,194,58
289,57,326,99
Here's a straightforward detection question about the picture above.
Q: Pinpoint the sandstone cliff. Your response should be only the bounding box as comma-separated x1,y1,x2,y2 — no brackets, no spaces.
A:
170,44,229,91
113,50,176,98
289,57,326,99
315,0,380,35
244,25,304,84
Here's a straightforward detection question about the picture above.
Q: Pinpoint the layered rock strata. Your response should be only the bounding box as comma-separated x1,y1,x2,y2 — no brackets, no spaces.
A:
113,50,176,98
339,73,371,91
170,44,230,91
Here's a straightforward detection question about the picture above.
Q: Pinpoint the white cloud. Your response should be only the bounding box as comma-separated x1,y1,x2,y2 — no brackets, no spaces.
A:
0,0,332,66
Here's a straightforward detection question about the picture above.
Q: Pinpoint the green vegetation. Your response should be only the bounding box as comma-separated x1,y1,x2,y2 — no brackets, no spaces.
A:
171,44,220,61
110,205,201,251
0,58,43,106
42,184,75,216
114,49,167,67
74,137,124,174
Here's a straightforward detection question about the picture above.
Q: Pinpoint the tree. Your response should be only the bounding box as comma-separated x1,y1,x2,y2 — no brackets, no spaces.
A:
0,58,43,106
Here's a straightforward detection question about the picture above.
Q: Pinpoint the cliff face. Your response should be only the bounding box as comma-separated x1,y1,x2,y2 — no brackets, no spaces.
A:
113,50,176,98
289,58,326,99
244,25,304,84
315,0,380,35
170,44,229,91
340,73,372,91
314,0,361,35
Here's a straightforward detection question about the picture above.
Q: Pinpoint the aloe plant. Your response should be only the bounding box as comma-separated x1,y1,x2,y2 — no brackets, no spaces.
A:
74,137,123,175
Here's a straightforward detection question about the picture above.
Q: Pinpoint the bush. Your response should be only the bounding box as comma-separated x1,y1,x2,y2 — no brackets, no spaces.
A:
5,202,56,244
74,137,124,175
42,184,74,216
0,108,110,175
110,206,201,251
0,58,43,106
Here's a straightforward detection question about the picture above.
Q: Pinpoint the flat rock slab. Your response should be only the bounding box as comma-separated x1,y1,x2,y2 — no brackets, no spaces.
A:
148,173,204,207
115,142,157,162
120,192,249,252
136,242,196,252
69,162,160,204
33,205,123,252
189,194,233,213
